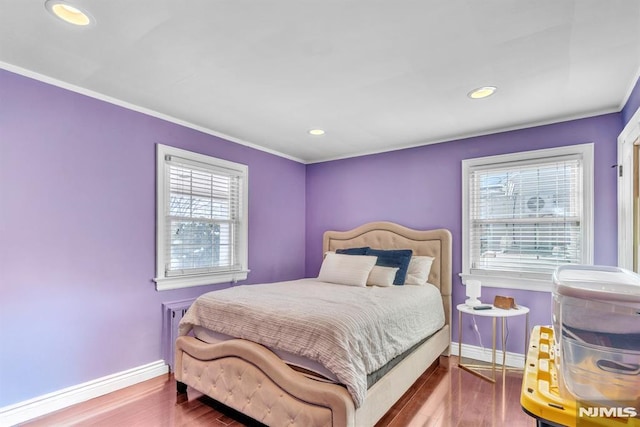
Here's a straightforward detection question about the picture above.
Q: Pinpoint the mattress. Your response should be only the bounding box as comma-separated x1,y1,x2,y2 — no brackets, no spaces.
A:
193,326,341,382
179,278,445,407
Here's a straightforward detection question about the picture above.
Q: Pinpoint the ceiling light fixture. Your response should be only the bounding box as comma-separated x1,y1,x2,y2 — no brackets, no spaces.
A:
309,129,325,136
468,86,497,99
45,0,94,26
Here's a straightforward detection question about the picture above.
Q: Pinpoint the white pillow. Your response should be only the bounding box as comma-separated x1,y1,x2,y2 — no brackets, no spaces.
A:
404,256,435,285
318,253,378,287
367,266,400,287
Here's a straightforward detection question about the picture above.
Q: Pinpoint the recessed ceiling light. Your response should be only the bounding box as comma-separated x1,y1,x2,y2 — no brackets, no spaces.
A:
468,86,497,99
309,129,325,136
45,0,94,26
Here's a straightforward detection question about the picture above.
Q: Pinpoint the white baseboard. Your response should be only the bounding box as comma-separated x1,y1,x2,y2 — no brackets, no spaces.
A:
451,342,525,369
0,360,168,427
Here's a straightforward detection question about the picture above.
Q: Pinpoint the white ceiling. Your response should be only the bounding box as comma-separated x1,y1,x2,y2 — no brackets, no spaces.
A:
1,0,639,163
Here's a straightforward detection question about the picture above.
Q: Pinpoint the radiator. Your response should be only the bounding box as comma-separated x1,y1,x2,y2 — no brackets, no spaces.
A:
162,298,195,371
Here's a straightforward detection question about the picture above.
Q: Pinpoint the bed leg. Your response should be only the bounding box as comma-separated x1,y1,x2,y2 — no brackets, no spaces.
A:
176,381,187,394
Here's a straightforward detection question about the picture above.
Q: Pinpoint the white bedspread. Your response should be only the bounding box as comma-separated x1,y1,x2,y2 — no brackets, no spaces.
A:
178,278,445,407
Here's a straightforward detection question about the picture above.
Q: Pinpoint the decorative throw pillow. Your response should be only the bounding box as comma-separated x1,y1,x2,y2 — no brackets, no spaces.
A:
404,256,435,285
336,247,370,255
366,266,400,287
317,253,378,287
365,248,413,285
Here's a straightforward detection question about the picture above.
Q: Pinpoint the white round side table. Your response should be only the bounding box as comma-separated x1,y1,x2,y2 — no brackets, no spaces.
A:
456,303,530,382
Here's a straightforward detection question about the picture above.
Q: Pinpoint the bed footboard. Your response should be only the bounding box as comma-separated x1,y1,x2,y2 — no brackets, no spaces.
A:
175,336,355,427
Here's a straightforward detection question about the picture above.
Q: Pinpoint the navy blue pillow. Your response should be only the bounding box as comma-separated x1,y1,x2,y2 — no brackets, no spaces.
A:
336,247,370,255
365,248,413,285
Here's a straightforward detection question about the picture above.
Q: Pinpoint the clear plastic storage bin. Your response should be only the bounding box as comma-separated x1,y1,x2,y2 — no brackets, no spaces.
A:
552,265,640,405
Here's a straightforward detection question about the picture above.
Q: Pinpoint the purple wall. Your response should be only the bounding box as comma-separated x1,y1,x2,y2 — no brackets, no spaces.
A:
305,114,622,353
0,69,306,406
1,66,634,408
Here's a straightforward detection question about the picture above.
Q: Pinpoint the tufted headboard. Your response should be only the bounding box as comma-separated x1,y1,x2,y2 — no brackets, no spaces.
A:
323,222,452,328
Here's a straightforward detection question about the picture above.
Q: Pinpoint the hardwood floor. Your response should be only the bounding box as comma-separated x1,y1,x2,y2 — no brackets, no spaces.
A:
22,357,535,427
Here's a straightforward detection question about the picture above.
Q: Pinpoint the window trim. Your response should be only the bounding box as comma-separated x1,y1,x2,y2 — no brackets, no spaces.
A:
154,144,249,291
460,143,594,292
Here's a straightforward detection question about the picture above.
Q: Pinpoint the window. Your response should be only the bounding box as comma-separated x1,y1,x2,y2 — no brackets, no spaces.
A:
154,144,248,291
461,144,593,292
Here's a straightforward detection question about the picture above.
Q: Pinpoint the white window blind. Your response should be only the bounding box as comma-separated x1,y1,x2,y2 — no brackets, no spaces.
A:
462,144,593,291
165,156,242,276
470,157,582,275
155,145,248,291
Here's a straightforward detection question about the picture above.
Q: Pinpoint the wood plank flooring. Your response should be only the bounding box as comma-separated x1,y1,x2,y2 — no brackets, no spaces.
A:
22,357,535,427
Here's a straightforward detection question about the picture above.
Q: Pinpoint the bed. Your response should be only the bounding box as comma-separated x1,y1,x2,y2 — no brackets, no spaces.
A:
175,221,452,427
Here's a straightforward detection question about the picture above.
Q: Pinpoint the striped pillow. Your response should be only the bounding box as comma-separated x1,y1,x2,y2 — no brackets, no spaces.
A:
318,253,378,287
366,266,400,287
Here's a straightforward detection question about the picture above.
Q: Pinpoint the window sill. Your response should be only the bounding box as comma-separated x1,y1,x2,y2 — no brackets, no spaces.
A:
459,272,553,292
154,270,249,291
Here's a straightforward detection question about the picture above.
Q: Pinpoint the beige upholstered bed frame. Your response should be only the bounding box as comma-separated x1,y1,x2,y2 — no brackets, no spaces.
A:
175,222,452,427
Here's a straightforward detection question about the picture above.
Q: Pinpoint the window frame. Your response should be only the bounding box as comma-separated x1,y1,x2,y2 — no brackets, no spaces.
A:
460,143,594,292
154,144,249,291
